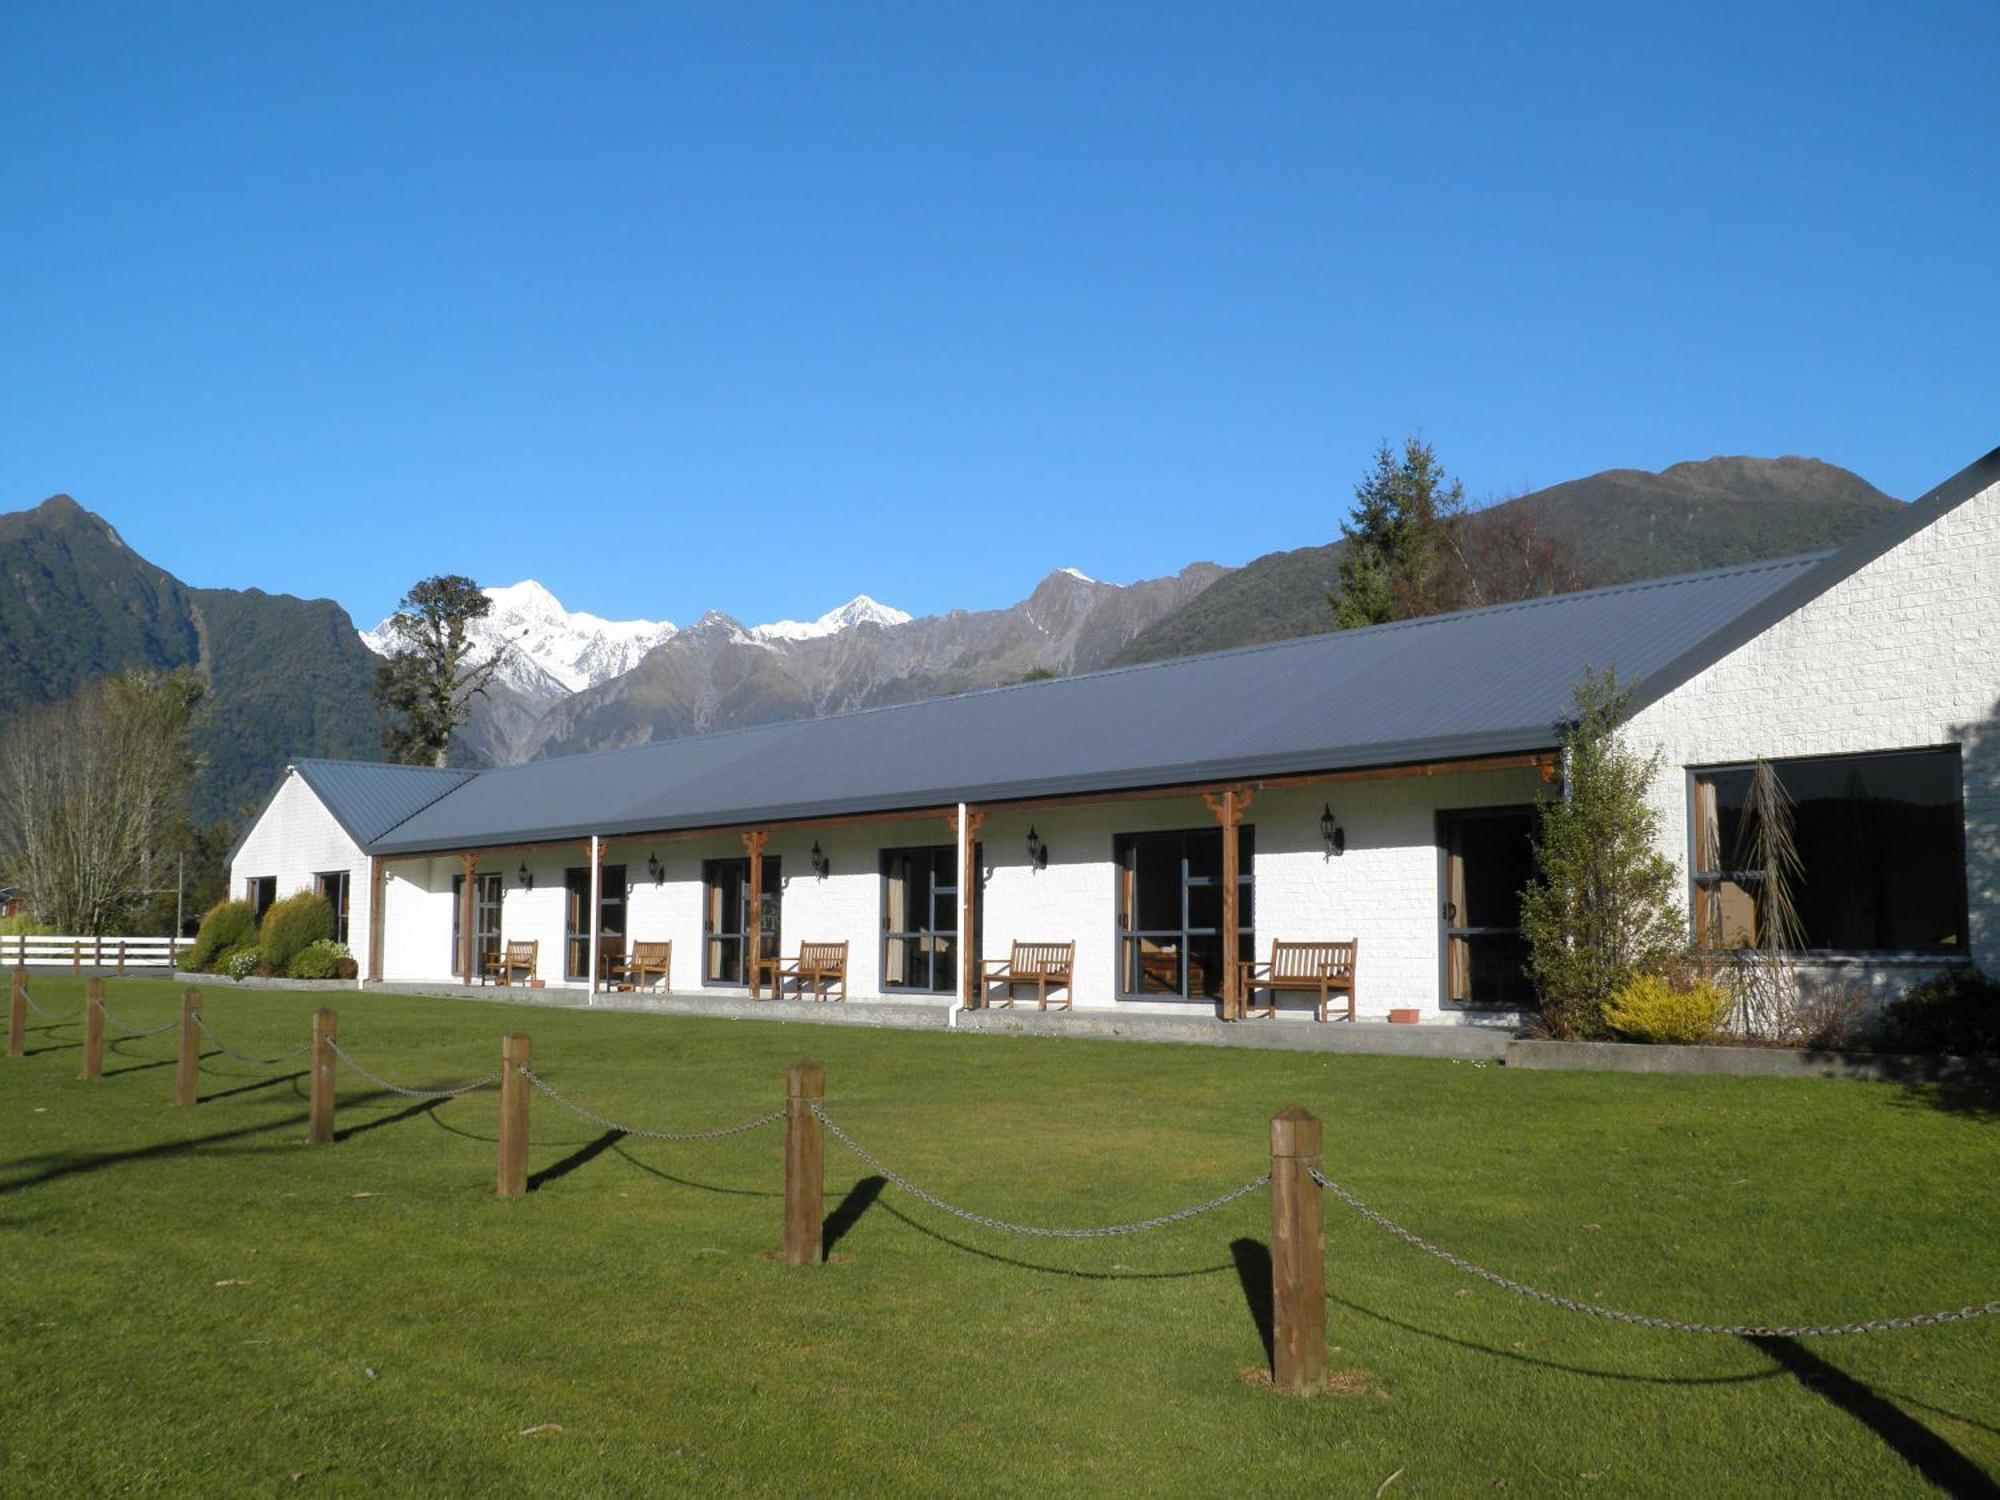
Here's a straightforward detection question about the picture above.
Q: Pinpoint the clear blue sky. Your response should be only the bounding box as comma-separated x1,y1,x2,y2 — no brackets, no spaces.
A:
3,3,1995,629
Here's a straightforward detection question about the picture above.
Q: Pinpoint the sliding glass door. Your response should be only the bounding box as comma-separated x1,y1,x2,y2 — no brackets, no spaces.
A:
1438,807,1536,1007
1115,827,1253,1001
882,846,957,993
450,873,502,979
563,866,626,981
702,857,780,985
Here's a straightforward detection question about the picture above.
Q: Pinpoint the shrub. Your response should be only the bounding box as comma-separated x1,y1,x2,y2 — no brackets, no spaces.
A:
334,955,359,981
259,891,333,974
0,912,53,938
1872,970,2000,1056
287,939,351,981
1602,974,1730,1045
220,945,262,981
188,900,258,972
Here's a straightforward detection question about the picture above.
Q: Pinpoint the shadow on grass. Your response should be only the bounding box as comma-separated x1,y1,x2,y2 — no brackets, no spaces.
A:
199,1071,306,1104
1332,1293,1780,1388
867,1196,1237,1282
823,1175,884,1257
334,1098,441,1144
1895,1081,2000,1124
1233,1238,1274,1367
0,1113,310,1197
529,1129,627,1192
23,1040,82,1057
1750,1335,2000,1498
609,1143,775,1199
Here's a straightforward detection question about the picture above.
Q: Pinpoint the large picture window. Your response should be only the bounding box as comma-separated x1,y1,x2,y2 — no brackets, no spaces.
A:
702,857,780,985
1691,747,1965,954
563,866,626,981
1115,827,1253,1001
316,870,351,946
450,873,502,979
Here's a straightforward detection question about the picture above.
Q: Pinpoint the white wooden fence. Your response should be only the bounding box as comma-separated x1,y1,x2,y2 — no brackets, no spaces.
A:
2,934,191,973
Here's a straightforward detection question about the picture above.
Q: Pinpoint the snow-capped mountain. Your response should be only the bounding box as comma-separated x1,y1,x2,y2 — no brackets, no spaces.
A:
361,580,677,697
749,595,913,643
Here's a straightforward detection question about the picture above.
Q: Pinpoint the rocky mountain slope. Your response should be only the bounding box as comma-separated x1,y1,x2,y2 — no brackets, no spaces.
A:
1110,456,1902,666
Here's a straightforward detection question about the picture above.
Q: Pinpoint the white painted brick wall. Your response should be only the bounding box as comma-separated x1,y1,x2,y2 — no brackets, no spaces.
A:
226,771,371,953
1630,474,2000,980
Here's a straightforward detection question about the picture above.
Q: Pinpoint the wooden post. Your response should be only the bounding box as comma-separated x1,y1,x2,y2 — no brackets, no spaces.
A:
781,1059,826,1265
458,852,478,984
367,856,387,983
81,980,104,1080
174,989,202,1106
308,1008,337,1145
497,1032,531,1196
1269,1103,1326,1395
742,830,769,998
6,967,25,1058
1205,787,1254,1020
116,939,126,977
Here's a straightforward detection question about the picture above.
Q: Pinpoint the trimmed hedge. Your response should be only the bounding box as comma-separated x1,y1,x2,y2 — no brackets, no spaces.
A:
259,892,334,974
189,900,258,972
287,939,350,981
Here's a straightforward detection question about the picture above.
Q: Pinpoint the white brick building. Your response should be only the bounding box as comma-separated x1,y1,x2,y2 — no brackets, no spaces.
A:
230,446,2000,1021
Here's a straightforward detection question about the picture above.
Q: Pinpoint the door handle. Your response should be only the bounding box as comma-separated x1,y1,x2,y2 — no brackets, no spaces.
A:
1441,902,1457,923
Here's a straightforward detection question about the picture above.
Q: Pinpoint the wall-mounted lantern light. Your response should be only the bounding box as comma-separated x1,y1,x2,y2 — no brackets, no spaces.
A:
646,851,664,885
517,862,534,891
809,840,831,878
1026,825,1048,870
1318,804,1345,857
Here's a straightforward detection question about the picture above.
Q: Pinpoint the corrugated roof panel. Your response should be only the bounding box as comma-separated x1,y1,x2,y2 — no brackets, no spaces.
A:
367,552,1829,852
292,759,479,846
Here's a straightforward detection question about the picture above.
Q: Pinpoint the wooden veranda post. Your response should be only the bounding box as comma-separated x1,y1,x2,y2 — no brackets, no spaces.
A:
782,1059,826,1265
81,980,104,1080
174,989,202,1107
1206,788,1253,1020
308,1008,337,1146
6,968,24,1059
743,830,769,999
367,857,387,984
1269,1103,1326,1395
458,852,478,985
497,1032,531,1196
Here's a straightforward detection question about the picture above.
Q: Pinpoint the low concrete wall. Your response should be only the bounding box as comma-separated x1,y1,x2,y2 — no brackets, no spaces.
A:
1507,1038,1999,1084
960,1009,1510,1058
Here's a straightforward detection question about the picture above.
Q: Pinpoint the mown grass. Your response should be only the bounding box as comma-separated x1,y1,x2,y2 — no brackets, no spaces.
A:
2,977,1997,1496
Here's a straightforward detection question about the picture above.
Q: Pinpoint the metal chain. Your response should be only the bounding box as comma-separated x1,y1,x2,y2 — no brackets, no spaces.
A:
96,1002,182,1038
813,1102,1270,1239
192,1013,313,1068
327,1039,501,1100
517,1065,783,1142
19,988,84,1025
1308,1166,2000,1339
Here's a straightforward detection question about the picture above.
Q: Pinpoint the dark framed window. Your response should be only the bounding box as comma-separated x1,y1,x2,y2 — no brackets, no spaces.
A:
246,876,277,921
1114,827,1253,1001
702,857,780,985
882,846,957,993
315,871,351,946
563,866,626,981
450,873,503,978
1438,806,1537,1007
1691,747,1966,954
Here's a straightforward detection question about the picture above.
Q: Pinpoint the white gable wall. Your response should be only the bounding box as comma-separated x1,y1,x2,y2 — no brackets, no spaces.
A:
1630,472,2000,979
226,770,372,950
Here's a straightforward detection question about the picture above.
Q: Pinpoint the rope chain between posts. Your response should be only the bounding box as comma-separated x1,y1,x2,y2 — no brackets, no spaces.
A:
1307,1166,2000,1339
95,1001,182,1038
192,1013,313,1069
812,1102,1270,1239
19,986,85,1025
516,1064,783,1142
327,1039,501,1101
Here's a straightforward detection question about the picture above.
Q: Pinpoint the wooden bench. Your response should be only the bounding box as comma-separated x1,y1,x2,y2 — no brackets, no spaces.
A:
484,939,539,988
771,941,848,1003
983,940,1076,1011
1238,940,1357,1022
610,940,672,992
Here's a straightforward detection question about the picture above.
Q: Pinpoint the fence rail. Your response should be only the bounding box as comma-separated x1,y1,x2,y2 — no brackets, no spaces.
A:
3,934,190,972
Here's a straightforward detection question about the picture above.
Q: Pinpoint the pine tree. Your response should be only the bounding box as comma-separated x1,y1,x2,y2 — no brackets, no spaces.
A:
1520,669,1685,1037
370,575,503,768
1329,436,1473,629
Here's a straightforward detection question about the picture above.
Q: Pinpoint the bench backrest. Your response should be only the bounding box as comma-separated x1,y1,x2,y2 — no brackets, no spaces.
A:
503,939,538,965
629,940,671,964
1269,939,1355,979
798,940,847,972
1009,940,1075,978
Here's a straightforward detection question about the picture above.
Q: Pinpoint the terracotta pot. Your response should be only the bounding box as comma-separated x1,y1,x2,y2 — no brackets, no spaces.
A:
1387,1008,1421,1025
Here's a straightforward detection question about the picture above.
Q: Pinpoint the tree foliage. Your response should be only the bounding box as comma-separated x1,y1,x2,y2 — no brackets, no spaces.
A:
1520,669,1685,1037
370,575,503,767
1330,436,1593,630
0,668,206,932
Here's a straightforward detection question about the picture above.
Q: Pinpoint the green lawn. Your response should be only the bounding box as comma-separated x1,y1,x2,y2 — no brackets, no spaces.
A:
2,978,1996,1497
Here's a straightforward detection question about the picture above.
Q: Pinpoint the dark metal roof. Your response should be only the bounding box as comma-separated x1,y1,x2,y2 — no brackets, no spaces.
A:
365,551,1837,853
291,759,479,848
